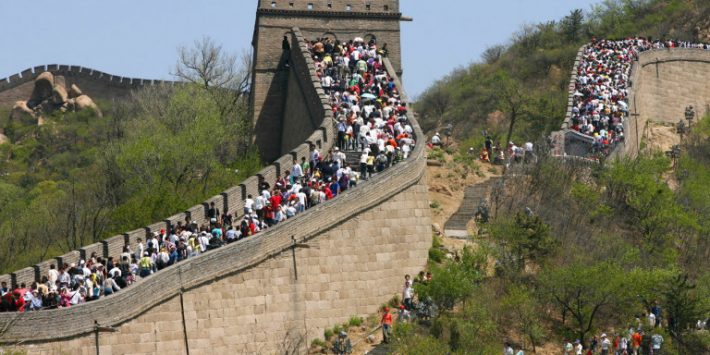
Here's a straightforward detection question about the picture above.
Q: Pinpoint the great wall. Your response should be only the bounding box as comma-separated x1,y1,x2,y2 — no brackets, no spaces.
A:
1,1,710,354
552,46,710,158
0,1,432,354
0,64,178,108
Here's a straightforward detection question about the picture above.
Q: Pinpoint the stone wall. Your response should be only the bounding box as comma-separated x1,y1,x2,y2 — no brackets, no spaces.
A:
0,28,431,354
0,65,178,108
552,47,710,158
622,48,710,157
251,0,402,162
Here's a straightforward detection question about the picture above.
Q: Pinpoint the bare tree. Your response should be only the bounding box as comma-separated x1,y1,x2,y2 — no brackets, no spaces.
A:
173,36,251,93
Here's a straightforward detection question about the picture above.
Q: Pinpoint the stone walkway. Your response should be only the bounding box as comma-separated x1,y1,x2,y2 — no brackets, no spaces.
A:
443,177,500,238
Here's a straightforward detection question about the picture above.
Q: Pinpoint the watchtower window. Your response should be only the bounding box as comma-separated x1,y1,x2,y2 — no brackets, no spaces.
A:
366,4,371,11
346,4,352,11
307,3,313,10
327,2,332,9
384,5,389,11
288,2,294,8
270,1,276,8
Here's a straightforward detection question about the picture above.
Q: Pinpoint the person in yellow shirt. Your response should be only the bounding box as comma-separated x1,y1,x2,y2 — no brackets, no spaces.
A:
138,253,153,278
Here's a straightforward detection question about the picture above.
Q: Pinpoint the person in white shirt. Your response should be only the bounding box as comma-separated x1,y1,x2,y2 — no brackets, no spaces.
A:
575,340,583,355
198,232,210,253
431,133,442,146
244,194,255,216
291,160,303,181
504,343,514,355
647,311,656,328
651,333,663,352
135,239,145,262
48,264,59,286
600,333,611,355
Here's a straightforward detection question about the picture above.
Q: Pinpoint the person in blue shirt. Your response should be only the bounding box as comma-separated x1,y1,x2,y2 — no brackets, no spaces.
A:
329,180,341,198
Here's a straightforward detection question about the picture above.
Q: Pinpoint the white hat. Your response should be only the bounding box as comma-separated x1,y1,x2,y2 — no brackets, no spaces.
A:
601,333,607,338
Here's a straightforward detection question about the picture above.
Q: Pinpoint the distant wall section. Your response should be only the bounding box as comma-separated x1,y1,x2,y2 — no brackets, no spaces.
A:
0,65,177,108
623,48,710,157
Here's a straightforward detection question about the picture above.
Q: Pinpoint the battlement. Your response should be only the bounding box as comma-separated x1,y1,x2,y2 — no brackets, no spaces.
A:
0,64,177,91
257,0,399,14
0,65,180,108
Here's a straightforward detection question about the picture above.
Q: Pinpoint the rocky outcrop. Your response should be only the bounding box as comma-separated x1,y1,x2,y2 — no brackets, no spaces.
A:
8,71,102,127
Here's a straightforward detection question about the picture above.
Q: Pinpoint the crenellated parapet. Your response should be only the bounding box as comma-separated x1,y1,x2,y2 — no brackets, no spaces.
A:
0,65,180,108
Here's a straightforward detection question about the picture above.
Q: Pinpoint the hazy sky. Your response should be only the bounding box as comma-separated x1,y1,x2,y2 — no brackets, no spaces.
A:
0,0,600,97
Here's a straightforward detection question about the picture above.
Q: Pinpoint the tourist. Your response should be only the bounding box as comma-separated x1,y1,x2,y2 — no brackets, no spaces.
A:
381,306,393,344
332,331,352,354
504,342,514,355
402,275,414,310
564,340,574,355
650,332,663,354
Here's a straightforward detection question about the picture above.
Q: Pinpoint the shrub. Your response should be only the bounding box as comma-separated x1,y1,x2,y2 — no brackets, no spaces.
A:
311,338,328,348
429,247,445,264
427,147,446,162
348,316,364,327
323,328,334,340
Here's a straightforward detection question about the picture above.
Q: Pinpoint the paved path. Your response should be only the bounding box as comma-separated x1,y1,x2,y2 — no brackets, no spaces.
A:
443,177,500,238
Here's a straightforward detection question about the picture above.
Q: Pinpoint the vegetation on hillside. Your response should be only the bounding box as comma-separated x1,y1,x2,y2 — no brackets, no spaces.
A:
390,116,710,354
415,0,710,148
393,0,710,353
0,39,258,273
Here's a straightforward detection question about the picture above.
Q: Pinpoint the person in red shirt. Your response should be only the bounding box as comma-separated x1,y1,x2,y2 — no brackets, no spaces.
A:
381,307,393,344
631,330,642,354
323,186,333,200
270,193,282,210
14,293,25,313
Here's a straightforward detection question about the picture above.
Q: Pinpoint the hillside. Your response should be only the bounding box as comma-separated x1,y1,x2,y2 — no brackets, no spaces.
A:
415,0,710,148
383,1,710,354
0,81,258,273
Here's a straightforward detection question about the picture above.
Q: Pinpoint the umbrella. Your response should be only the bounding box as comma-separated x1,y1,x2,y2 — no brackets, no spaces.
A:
361,93,377,100
354,37,364,43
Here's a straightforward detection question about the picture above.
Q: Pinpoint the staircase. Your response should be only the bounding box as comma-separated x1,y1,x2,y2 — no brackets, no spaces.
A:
443,177,501,238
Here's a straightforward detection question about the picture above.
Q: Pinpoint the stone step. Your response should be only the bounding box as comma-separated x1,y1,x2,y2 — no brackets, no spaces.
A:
443,177,500,236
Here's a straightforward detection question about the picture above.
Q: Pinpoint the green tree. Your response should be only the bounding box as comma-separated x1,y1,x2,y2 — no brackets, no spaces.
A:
501,286,545,352
415,247,485,312
492,212,558,273
663,273,707,349
493,71,531,148
540,261,630,344
562,9,585,42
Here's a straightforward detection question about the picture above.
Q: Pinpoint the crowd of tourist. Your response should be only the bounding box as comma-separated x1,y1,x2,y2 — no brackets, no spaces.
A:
0,34,415,313
570,37,709,155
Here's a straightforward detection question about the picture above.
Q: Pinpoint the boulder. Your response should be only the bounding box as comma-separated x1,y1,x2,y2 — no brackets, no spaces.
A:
29,72,54,106
52,84,68,105
74,95,102,117
0,132,8,145
54,75,66,90
10,100,36,122
68,84,83,98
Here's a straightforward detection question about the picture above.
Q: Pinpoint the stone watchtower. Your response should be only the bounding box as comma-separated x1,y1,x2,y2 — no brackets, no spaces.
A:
251,0,406,162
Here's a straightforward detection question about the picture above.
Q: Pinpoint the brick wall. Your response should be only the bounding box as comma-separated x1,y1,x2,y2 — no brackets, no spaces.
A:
622,48,710,157
0,65,179,108
251,1,402,162
551,47,710,158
